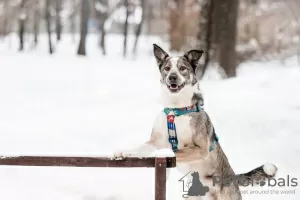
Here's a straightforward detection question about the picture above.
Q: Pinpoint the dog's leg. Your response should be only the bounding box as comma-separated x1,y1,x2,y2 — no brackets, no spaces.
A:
112,131,163,160
176,113,212,163
176,146,209,163
112,140,157,160
175,131,209,163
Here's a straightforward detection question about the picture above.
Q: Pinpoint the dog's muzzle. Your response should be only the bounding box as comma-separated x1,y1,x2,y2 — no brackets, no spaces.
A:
167,74,185,93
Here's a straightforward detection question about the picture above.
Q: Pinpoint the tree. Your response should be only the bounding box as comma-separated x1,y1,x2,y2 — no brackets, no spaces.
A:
69,0,78,43
197,0,214,78
55,0,63,41
77,0,90,56
132,0,145,55
0,0,9,38
218,0,239,77
123,0,129,57
33,0,40,46
45,0,53,54
18,0,27,51
94,0,108,55
169,0,186,51
197,0,239,78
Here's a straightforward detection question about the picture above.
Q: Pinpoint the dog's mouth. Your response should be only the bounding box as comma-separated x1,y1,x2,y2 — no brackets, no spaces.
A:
167,83,185,93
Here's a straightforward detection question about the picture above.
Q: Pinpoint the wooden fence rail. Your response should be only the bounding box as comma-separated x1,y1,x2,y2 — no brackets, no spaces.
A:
0,156,176,200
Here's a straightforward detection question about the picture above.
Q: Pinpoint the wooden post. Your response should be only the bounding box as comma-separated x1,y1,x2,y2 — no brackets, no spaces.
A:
155,157,167,200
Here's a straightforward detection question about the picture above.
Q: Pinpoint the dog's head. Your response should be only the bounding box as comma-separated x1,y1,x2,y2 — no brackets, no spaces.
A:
153,44,203,94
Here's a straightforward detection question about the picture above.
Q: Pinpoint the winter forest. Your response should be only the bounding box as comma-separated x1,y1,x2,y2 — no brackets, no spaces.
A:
1,0,299,77
0,0,300,200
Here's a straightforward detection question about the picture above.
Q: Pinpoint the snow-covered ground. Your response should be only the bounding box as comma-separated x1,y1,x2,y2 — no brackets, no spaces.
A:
0,34,300,199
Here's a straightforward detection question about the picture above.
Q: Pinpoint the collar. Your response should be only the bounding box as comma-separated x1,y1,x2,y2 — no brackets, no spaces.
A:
163,103,201,116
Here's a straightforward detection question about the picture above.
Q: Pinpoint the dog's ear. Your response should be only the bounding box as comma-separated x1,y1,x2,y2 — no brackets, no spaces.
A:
184,49,204,71
153,44,169,69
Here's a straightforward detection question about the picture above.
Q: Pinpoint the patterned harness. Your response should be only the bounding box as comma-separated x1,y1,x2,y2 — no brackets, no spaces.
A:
163,103,219,152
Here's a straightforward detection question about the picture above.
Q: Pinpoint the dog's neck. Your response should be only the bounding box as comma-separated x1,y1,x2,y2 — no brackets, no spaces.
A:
161,83,203,108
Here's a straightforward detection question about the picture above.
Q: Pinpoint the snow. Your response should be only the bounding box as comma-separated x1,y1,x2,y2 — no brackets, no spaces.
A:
150,149,175,158
105,5,142,29
0,34,300,199
19,13,27,20
95,2,108,13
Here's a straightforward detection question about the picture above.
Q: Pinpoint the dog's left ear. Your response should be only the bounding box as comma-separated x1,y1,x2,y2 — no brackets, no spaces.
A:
184,50,204,71
153,44,169,69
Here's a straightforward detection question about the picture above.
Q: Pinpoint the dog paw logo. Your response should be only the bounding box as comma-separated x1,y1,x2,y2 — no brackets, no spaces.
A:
179,171,209,198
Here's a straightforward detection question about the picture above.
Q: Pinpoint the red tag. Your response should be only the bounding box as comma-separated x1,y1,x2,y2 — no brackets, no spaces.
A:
167,115,175,122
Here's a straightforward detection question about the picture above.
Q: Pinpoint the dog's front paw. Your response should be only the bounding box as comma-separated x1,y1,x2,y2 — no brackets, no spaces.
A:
111,151,131,160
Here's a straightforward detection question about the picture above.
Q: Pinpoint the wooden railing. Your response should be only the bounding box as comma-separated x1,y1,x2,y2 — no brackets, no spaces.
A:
0,156,176,200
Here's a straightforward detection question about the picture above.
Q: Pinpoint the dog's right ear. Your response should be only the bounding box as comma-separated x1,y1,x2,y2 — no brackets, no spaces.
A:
153,44,169,69
184,49,204,71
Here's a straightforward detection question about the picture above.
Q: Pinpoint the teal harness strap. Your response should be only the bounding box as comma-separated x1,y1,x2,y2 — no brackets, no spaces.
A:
163,104,200,152
163,104,219,152
209,127,219,152
163,104,200,117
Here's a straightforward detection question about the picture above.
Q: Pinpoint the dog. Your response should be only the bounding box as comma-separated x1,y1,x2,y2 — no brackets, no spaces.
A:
112,44,277,199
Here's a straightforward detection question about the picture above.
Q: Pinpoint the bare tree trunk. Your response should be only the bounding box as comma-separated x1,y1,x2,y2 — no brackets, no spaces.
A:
95,0,108,55
123,0,129,57
197,0,214,79
99,20,106,55
1,0,9,38
55,0,62,41
70,0,77,43
33,0,39,46
45,0,53,54
144,1,152,36
132,0,145,55
169,0,186,52
77,0,90,56
218,0,239,78
18,0,26,51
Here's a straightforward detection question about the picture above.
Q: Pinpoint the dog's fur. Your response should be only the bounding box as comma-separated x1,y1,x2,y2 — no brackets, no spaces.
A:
112,44,277,200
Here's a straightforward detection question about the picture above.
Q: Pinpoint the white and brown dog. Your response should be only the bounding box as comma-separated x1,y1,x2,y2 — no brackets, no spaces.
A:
112,44,277,200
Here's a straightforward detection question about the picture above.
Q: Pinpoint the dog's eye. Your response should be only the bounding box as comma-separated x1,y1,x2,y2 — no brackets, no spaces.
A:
164,67,171,71
179,66,187,71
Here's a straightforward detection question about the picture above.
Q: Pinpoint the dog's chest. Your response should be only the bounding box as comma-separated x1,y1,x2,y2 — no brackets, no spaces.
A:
153,112,194,149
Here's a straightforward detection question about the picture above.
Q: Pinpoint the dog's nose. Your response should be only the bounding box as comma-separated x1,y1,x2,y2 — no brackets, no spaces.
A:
168,74,177,82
